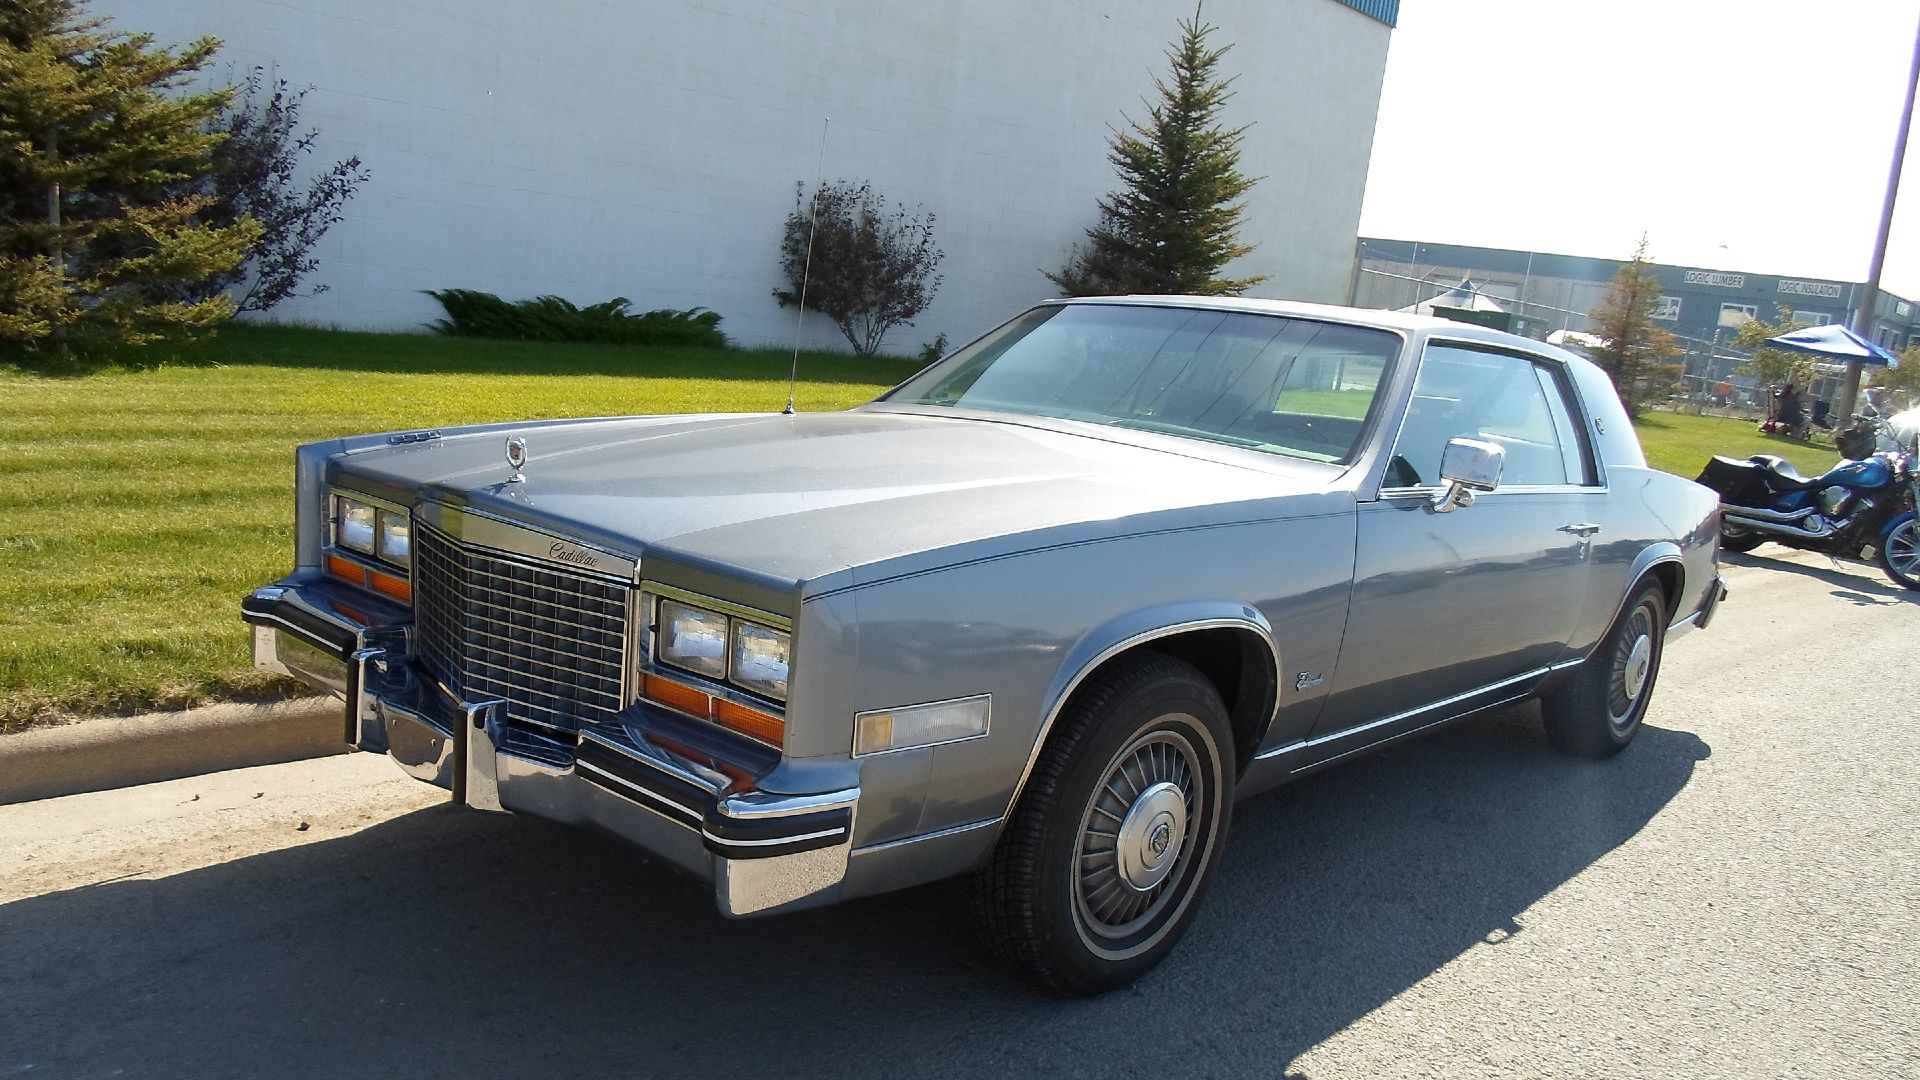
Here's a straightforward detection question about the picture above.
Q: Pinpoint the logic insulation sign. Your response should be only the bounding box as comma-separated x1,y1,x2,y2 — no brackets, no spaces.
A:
1777,280,1845,298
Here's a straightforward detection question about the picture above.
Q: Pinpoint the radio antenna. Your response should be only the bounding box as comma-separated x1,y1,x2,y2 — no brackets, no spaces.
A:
783,116,831,416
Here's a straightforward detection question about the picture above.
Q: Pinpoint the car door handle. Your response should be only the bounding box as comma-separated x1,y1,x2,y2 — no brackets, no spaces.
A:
1558,523,1602,537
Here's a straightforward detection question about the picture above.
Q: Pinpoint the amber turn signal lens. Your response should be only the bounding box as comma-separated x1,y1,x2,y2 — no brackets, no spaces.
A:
638,673,784,748
368,569,412,603
324,554,367,588
713,697,785,747
640,672,713,719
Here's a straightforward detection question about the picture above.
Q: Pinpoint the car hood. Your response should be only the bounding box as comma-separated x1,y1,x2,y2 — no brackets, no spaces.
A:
332,409,1342,599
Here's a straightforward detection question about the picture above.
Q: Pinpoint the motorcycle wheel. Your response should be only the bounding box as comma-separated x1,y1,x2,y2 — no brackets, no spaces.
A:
1719,520,1765,553
1877,517,1920,591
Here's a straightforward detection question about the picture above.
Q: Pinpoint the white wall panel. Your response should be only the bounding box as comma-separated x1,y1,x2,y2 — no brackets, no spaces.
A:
116,0,1391,350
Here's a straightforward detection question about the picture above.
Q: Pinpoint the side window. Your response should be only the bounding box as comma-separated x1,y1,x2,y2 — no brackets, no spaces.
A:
1535,365,1598,486
1386,345,1577,488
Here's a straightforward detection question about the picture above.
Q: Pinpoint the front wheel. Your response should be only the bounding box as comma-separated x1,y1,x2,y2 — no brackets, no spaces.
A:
1878,516,1920,591
974,653,1234,995
1540,583,1667,758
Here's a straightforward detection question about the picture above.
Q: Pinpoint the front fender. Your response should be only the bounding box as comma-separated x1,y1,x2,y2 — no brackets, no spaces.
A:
1039,601,1278,727
1881,509,1915,542
1003,601,1280,817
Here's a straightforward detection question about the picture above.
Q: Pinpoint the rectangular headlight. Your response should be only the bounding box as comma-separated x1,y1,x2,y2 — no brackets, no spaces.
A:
729,621,790,701
854,695,990,757
336,497,376,554
376,509,410,566
658,600,728,680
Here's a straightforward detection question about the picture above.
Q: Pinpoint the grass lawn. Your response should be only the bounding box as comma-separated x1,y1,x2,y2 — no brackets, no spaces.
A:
1,325,915,731
0,330,1847,731
1632,411,1835,478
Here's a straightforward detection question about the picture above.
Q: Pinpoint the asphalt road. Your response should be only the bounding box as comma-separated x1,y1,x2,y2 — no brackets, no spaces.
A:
3,546,1915,1080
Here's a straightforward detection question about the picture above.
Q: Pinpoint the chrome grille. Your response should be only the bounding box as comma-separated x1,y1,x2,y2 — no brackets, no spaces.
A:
413,524,628,732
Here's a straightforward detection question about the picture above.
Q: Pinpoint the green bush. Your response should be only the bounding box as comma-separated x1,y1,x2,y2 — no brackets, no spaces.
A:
424,289,727,348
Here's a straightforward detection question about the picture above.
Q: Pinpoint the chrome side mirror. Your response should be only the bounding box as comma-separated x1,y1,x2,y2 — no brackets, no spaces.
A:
1432,438,1504,513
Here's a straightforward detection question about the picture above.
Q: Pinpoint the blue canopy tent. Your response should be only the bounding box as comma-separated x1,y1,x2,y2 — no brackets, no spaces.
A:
1762,324,1901,367
1758,325,1901,430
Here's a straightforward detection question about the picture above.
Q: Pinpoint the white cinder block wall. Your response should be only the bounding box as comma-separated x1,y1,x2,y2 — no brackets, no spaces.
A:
114,0,1392,351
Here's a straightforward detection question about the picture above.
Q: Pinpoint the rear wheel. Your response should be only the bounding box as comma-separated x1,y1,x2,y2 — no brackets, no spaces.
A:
1719,519,1765,553
1541,583,1667,758
974,652,1233,996
1878,517,1920,590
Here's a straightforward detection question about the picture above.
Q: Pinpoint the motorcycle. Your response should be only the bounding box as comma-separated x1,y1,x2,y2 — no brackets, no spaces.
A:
1695,414,1920,591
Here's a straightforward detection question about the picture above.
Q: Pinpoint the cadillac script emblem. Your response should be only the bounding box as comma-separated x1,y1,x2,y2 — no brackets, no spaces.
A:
505,436,528,483
547,541,600,569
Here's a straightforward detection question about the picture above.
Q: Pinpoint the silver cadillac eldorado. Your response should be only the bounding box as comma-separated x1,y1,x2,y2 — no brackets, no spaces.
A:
242,296,1725,993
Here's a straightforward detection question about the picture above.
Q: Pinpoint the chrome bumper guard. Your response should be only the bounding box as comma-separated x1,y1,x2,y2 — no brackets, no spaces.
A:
1665,575,1728,643
243,580,858,917
1695,576,1728,630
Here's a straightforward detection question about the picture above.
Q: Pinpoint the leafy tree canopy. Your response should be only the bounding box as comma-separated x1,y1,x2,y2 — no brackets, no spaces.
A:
1731,305,1817,389
1870,343,1920,397
774,179,943,357
177,68,369,313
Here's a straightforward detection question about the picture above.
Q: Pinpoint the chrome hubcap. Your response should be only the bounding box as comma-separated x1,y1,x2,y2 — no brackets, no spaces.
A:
1607,604,1657,728
1075,730,1200,937
1114,781,1188,891
1623,635,1652,700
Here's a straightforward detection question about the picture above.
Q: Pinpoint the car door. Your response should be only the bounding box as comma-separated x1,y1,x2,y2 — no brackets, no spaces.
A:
1305,342,1606,761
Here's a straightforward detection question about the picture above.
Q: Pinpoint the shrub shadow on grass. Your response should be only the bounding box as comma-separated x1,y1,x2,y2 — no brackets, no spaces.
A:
179,324,927,385
7,324,929,386
2,703,1706,1079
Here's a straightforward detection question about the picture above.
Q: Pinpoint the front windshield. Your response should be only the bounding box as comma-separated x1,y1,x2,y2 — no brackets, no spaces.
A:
884,304,1400,463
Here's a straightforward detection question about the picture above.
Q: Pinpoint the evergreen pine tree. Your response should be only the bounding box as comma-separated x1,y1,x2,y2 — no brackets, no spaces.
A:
1049,5,1264,297
1586,236,1681,418
0,0,257,364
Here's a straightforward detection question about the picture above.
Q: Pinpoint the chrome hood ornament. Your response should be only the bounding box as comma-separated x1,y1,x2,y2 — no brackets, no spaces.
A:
504,436,528,483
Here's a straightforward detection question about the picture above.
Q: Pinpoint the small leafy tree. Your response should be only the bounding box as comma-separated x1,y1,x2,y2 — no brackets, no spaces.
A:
1048,4,1263,297
774,179,943,356
179,67,369,312
1585,237,1681,417
0,0,257,363
1871,344,1920,396
1732,305,1816,389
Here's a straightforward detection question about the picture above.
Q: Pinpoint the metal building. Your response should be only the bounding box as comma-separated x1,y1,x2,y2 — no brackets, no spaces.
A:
1353,238,1919,392
112,0,1401,350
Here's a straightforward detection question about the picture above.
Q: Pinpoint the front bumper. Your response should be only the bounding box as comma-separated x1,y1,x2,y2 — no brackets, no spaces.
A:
243,580,858,917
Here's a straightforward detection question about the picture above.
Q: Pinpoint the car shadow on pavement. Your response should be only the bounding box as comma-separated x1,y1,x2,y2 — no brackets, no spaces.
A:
1,705,1708,1080
1722,549,1920,605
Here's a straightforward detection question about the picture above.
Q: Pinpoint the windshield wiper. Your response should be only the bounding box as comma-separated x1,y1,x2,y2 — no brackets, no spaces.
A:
1109,418,1264,448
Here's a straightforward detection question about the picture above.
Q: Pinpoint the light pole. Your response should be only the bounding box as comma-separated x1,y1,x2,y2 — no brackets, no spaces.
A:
1837,18,1920,422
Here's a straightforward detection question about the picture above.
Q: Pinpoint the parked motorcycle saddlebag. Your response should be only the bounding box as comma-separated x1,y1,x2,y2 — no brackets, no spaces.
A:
1696,455,1772,507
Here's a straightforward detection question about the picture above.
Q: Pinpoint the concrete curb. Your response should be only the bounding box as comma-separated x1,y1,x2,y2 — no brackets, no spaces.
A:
0,697,347,805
